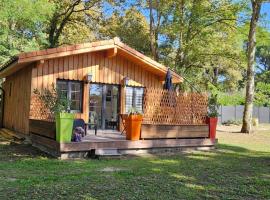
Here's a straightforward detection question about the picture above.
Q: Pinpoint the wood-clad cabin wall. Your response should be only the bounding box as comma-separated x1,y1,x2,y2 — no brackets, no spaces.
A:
2,65,33,134
30,51,163,122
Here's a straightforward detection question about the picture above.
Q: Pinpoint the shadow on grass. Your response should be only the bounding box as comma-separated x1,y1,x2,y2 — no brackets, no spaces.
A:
0,142,52,161
140,143,270,199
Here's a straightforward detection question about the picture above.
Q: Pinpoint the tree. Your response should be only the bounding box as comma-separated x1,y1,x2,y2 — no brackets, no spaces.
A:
241,0,262,133
148,0,162,61
159,0,246,91
256,45,270,71
0,0,53,64
100,7,151,56
254,82,270,107
47,0,102,48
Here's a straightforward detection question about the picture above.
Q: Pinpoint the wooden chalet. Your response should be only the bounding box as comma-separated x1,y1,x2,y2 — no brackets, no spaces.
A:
0,37,215,158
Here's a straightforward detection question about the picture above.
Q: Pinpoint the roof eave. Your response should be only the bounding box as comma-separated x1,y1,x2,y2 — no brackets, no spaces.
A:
0,38,184,82
0,60,31,78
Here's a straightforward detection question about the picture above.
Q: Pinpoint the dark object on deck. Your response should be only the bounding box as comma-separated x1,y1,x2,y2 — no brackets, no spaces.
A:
73,119,97,136
106,120,118,130
72,127,84,142
163,69,173,91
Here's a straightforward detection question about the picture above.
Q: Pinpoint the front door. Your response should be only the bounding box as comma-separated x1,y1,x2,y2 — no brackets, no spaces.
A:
89,83,120,130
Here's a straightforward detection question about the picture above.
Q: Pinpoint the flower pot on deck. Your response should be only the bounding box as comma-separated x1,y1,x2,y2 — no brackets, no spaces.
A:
56,113,75,142
208,117,218,141
126,115,143,141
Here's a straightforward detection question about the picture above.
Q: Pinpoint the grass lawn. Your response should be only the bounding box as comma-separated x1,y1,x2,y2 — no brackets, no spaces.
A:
0,125,269,200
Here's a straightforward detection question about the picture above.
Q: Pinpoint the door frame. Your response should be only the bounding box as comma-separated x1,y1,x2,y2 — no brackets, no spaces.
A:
89,83,121,130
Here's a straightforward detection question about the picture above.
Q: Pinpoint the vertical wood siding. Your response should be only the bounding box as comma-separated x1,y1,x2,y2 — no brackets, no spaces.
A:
30,52,163,123
2,65,33,134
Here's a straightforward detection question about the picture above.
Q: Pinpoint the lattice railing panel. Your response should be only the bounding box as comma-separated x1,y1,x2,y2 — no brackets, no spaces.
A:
143,88,208,125
29,95,54,122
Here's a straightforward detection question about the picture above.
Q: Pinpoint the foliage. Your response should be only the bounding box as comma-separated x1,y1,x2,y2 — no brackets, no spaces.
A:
0,0,269,102
127,107,143,115
33,84,71,116
255,27,270,78
208,93,220,117
217,92,245,106
158,0,247,91
0,0,53,64
254,82,270,107
46,0,102,48
256,45,270,71
215,86,270,107
100,7,151,56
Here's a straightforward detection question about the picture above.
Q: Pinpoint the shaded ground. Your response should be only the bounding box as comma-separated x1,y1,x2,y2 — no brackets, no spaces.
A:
0,125,269,200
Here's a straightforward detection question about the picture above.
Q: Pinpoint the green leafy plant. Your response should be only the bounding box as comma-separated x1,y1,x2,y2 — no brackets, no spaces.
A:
33,84,71,117
254,82,270,107
217,92,245,106
208,93,220,117
127,107,143,116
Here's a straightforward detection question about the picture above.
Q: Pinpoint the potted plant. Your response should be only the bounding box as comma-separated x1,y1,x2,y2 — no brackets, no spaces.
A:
125,107,143,141
207,93,219,141
34,84,74,143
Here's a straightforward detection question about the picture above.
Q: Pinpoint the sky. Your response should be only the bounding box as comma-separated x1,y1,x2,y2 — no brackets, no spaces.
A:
260,3,270,30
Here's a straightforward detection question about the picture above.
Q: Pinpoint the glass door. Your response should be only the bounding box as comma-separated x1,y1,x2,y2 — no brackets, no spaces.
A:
89,84,103,129
89,84,120,130
104,85,119,130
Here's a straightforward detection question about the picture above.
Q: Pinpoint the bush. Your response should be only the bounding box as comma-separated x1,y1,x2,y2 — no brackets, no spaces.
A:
217,92,245,106
33,84,71,117
254,82,270,107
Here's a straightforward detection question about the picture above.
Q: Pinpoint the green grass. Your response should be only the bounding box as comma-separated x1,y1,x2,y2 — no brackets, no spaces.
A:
0,126,270,200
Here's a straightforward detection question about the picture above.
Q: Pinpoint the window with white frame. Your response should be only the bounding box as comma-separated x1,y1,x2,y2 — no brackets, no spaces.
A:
57,80,83,112
125,87,144,113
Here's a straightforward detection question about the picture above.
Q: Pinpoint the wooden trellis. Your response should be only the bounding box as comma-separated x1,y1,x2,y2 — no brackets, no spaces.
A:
143,88,208,125
29,96,54,122
30,88,208,125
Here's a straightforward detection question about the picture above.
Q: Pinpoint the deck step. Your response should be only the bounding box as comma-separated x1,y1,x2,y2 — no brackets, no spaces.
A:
95,148,122,156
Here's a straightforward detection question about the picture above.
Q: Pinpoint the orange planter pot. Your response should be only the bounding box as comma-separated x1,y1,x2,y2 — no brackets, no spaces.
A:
125,115,143,141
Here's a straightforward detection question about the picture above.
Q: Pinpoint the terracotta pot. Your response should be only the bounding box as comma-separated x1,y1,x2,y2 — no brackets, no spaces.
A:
208,117,218,141
126,115,143,141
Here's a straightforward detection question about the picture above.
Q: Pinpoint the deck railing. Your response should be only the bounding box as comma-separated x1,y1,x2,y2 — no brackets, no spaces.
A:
143,88,208,125
30,96,54,121
30,88,208,125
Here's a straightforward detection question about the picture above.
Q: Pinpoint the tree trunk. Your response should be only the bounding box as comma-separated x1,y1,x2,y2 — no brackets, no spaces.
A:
149,0,157,60
175,0,185,70
149,0,160,61
241,0,261,133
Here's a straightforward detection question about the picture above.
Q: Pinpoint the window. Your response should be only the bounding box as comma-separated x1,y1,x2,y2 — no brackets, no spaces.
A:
125,87,144,113
57,80,83,112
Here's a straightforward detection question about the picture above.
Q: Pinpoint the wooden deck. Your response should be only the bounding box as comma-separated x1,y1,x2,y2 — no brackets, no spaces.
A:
84,130,125,141
30,129,215,158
